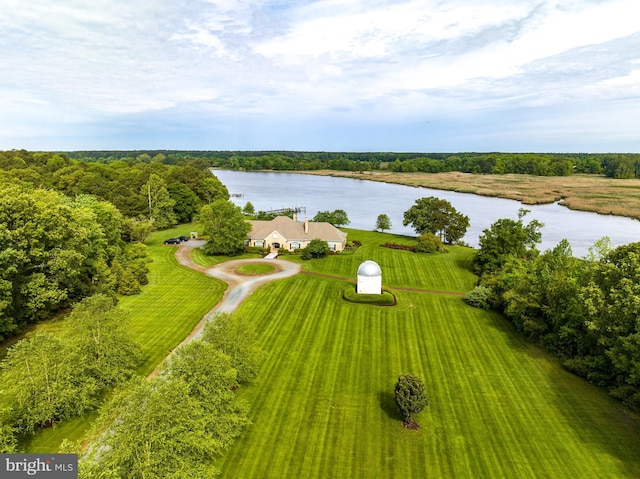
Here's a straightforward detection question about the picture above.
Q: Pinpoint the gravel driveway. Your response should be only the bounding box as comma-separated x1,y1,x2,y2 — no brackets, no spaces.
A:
173,241,301,340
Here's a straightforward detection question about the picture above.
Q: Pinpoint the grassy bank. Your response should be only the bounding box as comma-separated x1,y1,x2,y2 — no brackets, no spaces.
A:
299,170,640,221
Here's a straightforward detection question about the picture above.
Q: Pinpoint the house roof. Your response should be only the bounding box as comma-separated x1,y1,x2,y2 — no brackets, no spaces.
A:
248,216,347,243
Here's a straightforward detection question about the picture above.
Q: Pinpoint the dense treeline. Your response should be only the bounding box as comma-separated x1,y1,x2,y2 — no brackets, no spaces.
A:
60,149,640,178
0,184,150,340
67,313,263,478
0,150,229,221
0,295,140,451
470,213,640,409
0,150,229,339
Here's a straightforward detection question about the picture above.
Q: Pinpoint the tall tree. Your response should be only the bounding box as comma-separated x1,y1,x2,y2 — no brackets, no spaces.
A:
64,294,141,388
92,377,221,479
375,214,392,232
474,209,543,276
313,209,350,227
142,174,177,229
200,177,230,204
200,313,265,384
0,332,97,434
243,201,255,215
162,340,249,444
167,182,199,223
200,200,251,256
0,185,124,338
402,196,469,244
126,217,154,243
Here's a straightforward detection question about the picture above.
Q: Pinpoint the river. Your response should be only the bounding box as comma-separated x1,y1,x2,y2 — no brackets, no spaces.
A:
213,169,640,257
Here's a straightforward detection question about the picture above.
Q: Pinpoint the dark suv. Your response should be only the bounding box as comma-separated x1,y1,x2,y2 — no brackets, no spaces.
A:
164,238,181,245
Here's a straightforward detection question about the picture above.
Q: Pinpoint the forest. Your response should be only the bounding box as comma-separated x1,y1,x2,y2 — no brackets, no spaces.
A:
59,149,640,178
0,150,229,340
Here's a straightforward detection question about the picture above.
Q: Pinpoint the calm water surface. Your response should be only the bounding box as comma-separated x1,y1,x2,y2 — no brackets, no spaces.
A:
214,170,640,257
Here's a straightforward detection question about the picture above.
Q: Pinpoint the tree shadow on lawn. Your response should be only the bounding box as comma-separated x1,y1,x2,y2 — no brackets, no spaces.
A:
482,311,640,477
378,391,402,421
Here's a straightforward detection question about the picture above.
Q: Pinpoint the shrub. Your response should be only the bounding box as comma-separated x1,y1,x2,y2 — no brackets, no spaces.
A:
301,238,329,260
381,242,415,252
464,285,492,310
342,285,396,306
415,232,447,253
394,374,429,425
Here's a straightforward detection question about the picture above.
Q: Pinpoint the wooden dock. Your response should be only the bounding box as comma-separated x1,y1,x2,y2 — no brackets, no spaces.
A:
263,206,306,215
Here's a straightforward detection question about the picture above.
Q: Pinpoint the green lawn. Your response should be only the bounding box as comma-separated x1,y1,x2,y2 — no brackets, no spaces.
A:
216,258,640,478
190,247,263,267
236,263,277,275
22,225,226,453
289,228,478,293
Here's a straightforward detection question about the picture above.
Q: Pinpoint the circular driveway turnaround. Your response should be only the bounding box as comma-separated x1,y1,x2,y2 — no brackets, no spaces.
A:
149,242,301,377
174,241,301,341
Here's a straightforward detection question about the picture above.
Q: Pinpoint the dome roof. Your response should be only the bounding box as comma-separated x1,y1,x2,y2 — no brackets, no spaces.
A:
357,260,382,277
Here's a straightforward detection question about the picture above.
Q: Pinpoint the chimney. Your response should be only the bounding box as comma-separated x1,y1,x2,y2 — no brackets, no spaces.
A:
304,217,309,234
293,213,297,222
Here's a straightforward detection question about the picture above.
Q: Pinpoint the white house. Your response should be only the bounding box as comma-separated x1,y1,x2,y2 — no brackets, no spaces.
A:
247,216,348,252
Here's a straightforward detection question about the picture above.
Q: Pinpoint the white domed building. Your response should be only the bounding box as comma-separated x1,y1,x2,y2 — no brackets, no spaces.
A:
357,260,382,294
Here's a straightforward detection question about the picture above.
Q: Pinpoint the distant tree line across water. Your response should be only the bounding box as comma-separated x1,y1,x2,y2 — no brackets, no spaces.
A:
57,149,640,178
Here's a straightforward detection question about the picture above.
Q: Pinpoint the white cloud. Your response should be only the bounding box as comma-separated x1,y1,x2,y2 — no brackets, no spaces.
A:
0,0,639,150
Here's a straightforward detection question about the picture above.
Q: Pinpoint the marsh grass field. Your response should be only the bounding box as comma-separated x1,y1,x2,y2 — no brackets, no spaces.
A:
302,170,640,220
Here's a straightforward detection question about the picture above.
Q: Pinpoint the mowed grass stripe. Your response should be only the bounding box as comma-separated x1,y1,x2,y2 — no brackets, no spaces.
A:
119,238,226,375
217,271,640,479
469,315,577,478
453,314,533,478
290,229,478,293
227,277,338,478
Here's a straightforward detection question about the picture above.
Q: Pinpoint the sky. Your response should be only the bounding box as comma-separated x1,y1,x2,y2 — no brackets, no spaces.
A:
1,0,640,152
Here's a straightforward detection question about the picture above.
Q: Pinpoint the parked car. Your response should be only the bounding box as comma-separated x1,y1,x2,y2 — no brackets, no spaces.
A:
178,236,189,242
164,238,181,245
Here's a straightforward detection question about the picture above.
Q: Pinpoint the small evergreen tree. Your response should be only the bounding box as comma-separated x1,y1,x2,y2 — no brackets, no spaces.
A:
464,285,492,310
117,268,141,295
394,374,429,427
